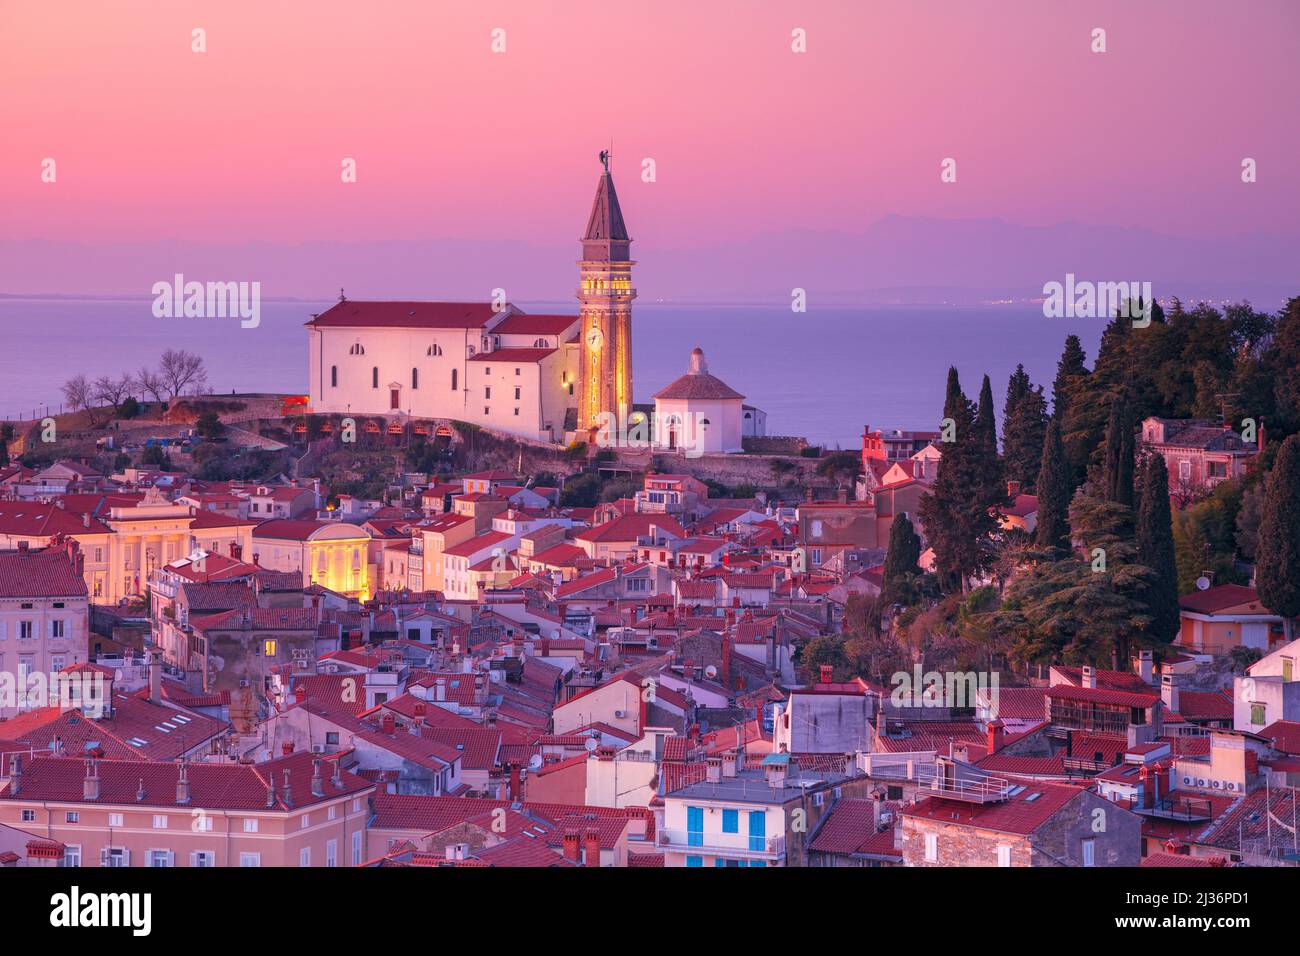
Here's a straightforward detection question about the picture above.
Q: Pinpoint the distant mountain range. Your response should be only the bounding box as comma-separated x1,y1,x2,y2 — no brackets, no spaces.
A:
4,215,1296,308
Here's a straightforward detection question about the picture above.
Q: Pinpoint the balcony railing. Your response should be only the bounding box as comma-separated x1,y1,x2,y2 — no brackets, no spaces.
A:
656,828,785,858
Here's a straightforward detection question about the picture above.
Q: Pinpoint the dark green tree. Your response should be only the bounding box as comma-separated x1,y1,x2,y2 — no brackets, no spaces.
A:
880,513,923,608
918,368,996,592
1035,416,1072,553
974,374,1004,508
1101,394,1136,510
1257,433,1300,639
1136,455,1180,643
1002,368,1049,493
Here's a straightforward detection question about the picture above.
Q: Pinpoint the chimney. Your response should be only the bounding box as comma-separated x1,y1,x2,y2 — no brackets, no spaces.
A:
331,760,343,789
311,759,325,797
149,652,162,705
9,756,20,796
875,709,888,739
83,759,100,801
837,487,848,505
721,751,738,778
765,760,787,791
705,757,722,784
293,684,306,705
266,775,276,808
508,763,522,802
176,763,191,804
1080,665,1097,690
17,541,28,554
820,664,833,685
136,777,146,802
381,712,396,735
872,788,886,830
562,831,581,863
584,830,601,867
1140,765,1155,808
280,770,292,807
1007,479,1021,498
1137,650,1154,685
1161,674,1179,713
986,718,1005,755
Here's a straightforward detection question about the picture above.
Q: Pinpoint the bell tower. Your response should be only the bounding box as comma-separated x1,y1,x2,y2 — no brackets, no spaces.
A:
577,151,635,432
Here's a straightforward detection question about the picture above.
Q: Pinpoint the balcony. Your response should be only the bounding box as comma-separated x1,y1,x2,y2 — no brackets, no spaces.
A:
929,773,1012,804
656,828,785,860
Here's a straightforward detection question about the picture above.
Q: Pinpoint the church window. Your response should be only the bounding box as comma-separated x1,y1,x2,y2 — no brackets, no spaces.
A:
533,338,548,348
485,387,491,399
515,367,520,376
514,408,519,416
514,387,521,400
330,366,338,387
349,342,365,356
484,407,490,416
451,369,458,390
372,367,379,388
700,419,711,426
427,344,442,357
412,368,419,389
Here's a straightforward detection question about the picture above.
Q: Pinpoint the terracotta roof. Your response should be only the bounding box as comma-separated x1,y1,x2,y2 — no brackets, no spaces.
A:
1178,584,1266,615
305,301,501,330
1,751,370,810
467,348,556,362
902,779,1082,836
0,547,87,598
490,313,579,336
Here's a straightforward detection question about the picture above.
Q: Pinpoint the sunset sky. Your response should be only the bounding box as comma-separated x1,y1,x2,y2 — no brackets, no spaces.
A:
2,0,1297,295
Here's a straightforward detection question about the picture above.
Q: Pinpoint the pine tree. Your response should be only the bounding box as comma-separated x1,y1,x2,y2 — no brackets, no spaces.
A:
880,513,923,608
1035,416,1071,553
1004,364,1030,424
1136,455,1180,643
1257,433,1300,638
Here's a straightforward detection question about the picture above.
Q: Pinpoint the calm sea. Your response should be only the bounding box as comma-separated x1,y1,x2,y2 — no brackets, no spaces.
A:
0,299,1105,449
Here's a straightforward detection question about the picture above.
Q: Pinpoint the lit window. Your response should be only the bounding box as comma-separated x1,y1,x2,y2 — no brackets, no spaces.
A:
264,640,277,657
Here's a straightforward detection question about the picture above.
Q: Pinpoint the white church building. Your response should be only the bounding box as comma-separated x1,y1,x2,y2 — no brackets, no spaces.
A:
306,301,581,443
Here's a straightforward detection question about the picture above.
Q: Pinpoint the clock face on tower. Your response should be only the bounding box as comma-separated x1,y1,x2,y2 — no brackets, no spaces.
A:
587,326,603,350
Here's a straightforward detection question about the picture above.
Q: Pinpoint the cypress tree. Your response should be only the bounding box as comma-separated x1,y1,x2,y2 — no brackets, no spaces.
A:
1257,434,1300,639
1102,394,1135,508
880,513,923,608
918,367,993,592
1136,455,1180,642
974,373,1004,507
1002,371,1049,494
1035,416,1071,553
1052,335,1088,419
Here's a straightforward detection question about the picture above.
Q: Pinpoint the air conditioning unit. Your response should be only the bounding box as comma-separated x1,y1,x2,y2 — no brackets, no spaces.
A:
613,710,626,719
311,745,324,754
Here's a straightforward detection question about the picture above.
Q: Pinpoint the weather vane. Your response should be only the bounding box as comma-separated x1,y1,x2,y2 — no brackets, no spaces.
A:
599,148,610,172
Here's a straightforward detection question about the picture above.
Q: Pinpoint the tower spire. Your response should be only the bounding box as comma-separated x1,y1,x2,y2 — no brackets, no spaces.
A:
577,156,636,432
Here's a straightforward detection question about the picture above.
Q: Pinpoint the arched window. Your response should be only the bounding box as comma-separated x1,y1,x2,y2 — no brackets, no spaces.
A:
330,366,338,387
372,367,379,388
700,418,711,426
412,368,419,389
349,342,365,356
427,344,442,357
534,337,548,348
451,368,458,391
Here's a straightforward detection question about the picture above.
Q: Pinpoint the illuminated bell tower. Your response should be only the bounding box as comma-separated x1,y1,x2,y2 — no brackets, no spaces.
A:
578,151,635,432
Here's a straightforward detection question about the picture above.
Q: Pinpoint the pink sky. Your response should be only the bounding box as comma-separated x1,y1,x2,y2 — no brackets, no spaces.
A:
2,0,1298,249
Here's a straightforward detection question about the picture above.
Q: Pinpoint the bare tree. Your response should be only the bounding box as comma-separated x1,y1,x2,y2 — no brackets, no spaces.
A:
62,374,97,424
157,349,209,399
136,367,168,404
92,372,136,412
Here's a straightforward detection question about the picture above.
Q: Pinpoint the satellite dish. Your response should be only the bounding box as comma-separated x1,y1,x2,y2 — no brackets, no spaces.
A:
1195,576,1211,591
527,754,543,772
704,665,718,679
585,737,599,752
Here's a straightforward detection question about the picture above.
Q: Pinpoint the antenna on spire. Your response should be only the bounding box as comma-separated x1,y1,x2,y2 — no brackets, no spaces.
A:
339,287,347,302
599,148,610,173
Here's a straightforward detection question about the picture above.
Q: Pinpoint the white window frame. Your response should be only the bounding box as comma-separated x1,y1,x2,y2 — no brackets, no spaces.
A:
924,832,938,863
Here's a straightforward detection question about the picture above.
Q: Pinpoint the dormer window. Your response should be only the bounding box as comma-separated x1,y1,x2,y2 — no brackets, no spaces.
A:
534,338,548,348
